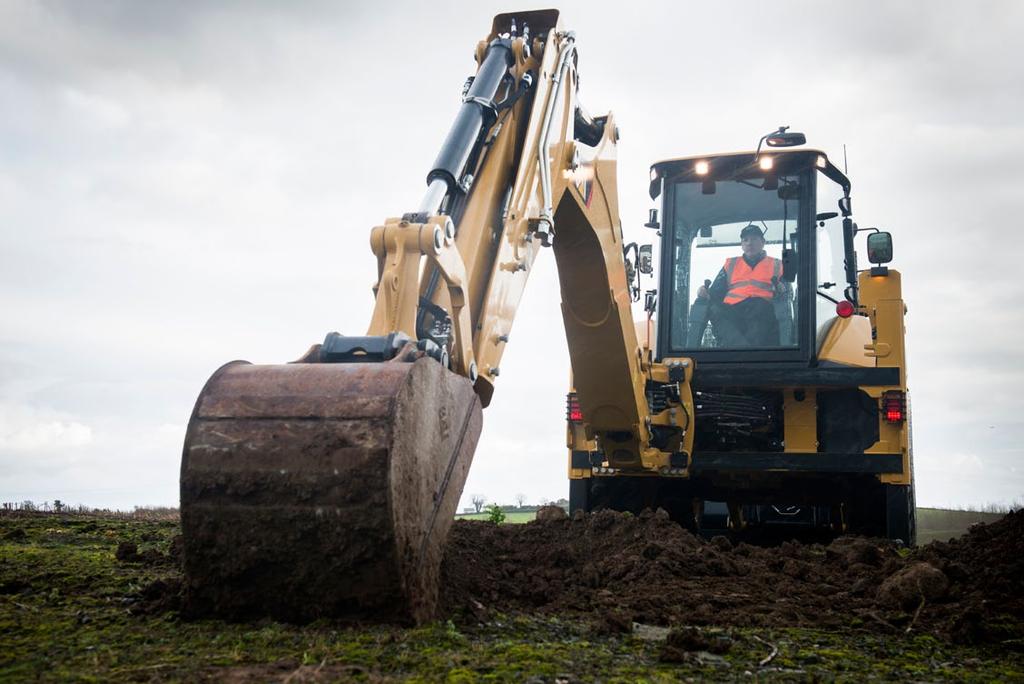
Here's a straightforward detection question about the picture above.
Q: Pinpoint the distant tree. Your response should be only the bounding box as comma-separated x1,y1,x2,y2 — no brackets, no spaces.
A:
53,500,64,513
471,495,486,513
21,500,36,512
515,493,527,509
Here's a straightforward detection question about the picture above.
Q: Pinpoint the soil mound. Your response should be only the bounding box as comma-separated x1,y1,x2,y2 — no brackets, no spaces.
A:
114,540,173,565
440,508,1024,643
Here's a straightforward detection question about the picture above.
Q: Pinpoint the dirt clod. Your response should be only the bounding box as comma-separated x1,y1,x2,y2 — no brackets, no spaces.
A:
876,562,949,610
115,540,170,565
591,609,633,635
535,505,568,522
115,541,137,561
665,626,731,653
131,577,183,615
659,626,732,664
709,535,732,552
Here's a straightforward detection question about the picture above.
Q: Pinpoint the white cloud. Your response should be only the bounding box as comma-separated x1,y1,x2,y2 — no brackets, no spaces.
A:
59,86,131,128
0,403,93,451
919,452,984,475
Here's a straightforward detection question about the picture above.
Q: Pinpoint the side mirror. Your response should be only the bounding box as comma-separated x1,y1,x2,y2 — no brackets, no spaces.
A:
766,131,806,147
866,231,893,264
644,289,657,314
781,248,798,282
638,244,654,275
816,211,838,223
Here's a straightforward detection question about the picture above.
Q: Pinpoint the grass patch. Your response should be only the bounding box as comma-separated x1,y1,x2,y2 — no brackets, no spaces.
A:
916,507,1005,544
454,511,536,524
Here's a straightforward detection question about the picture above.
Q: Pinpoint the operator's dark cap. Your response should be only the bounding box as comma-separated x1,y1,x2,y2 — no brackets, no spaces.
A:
740,224,764,239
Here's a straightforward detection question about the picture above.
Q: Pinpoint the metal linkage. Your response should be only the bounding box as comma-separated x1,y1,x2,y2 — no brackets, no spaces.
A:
534,32,577,247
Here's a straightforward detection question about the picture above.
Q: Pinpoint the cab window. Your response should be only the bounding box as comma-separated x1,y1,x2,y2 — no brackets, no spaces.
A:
667,171,805,351
815,171,848,340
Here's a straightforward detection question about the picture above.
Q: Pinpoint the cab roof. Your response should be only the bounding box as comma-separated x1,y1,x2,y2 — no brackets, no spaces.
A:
648,148,851,199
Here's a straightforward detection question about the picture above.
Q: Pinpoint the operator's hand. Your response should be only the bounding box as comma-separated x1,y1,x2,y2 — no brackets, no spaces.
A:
697,279,711,300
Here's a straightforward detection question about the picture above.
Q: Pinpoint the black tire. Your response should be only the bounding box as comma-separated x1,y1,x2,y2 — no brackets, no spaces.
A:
569,478,590,515
847,483,887,538
885,483,917,546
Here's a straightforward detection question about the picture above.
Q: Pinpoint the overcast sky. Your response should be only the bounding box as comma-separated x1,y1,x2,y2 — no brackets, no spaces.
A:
1,1,1022,511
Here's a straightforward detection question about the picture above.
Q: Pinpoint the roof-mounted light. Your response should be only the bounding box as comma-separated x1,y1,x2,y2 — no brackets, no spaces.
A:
695,160,709,175
759,156,773,171
816,155,827,169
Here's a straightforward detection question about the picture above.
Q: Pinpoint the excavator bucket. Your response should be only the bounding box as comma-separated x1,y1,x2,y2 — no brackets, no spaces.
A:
179,356,482,624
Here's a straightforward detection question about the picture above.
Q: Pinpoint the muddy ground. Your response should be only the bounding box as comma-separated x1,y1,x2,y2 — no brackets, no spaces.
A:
1,510,1022,681
442,508,1024,645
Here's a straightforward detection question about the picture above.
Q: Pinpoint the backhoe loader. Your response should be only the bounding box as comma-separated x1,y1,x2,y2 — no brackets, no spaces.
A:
567,142,914,542
180,9,914,624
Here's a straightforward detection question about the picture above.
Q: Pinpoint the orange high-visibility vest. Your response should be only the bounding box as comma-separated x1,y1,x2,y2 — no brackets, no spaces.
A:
722,255,782,305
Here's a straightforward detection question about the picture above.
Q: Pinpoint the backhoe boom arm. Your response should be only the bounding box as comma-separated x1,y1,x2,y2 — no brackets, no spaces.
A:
365,10,694,468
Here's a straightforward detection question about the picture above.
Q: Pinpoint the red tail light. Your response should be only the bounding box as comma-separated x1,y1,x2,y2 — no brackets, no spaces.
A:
836,300,855,318
566,392,583,423
882,390,905,424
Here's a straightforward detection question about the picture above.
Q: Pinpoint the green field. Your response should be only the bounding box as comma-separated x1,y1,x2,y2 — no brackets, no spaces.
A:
455,511,536,523
915,507,1005,545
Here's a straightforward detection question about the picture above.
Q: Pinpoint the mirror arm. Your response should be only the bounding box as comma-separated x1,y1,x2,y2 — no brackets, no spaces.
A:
754,134,768,160
754,124,789,160
842,217,859,303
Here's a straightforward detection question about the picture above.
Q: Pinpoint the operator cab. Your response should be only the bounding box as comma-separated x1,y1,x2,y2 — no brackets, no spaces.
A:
648,141,855,366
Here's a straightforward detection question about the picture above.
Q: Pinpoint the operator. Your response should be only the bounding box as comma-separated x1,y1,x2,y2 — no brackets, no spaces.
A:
697,223,785,347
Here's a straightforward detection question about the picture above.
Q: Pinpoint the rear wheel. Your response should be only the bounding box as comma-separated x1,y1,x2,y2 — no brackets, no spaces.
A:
569,478,590,515
885,483,916,546
846,482,916,545
846,483,887,539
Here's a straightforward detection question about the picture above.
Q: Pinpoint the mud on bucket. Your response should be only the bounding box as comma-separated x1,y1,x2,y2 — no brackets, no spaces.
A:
179,357,482,623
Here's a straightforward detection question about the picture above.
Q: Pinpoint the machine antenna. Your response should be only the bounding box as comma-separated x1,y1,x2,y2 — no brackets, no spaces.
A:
843,144,849,175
